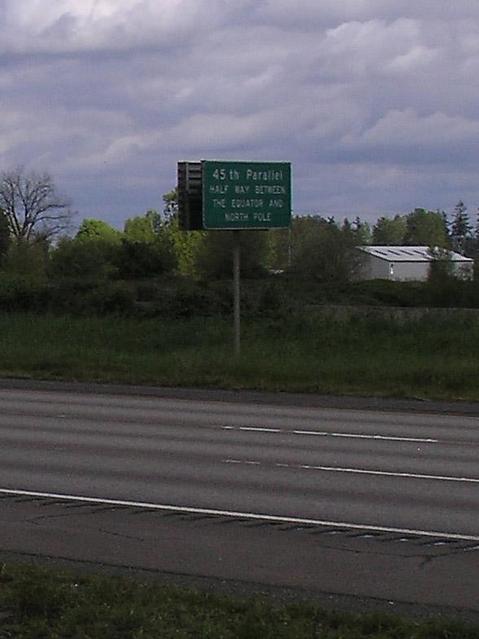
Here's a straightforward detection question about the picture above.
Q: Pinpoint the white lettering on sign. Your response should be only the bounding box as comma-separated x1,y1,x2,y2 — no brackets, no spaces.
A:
210,184,229,194
268,199,284,208
213,199,226,208
253,212,272,222
212,168,226,180
235,185,250,194
246,169,283,182
214,168,240,180
254,185,286,195
231,198,264,208
225,212,250,222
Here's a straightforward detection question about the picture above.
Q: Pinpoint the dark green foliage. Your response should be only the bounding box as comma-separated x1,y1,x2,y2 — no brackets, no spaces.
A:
405,208,448,247
450,200,472,255
0,274,51,312
2,239,48,281
0,208,10,262
0,276,134,316
49,237,119,282
117,237,177,279
290,216,364,283
372,215,407,245
194,231,269,279
51,281,135,315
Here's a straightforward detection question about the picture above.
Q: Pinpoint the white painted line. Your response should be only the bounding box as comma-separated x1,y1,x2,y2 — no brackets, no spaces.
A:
223,459,479,484
299,464,479,483
1,487,478,542
221,425,438,444
293,431,438,444
240,427,282,433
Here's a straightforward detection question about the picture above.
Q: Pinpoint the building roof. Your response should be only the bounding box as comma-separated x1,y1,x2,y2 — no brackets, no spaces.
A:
357,246,473,263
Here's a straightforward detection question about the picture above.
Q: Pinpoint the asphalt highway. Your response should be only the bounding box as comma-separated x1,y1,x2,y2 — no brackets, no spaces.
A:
1,387,479,538
1,384,479,615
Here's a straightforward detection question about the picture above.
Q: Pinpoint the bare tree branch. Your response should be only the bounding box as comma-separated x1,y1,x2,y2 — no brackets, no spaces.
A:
0,167,74,242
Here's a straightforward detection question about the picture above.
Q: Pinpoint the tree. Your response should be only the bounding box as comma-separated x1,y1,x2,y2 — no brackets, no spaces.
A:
404,208,447,247
0,167,73,242
124,210,160,243
117,236,176,279
290,216,364,284
119,210,177,278
194,231,268,279
49,237,118,282
160,190,205,276
450,200,472,254
0,208,10,263
352,216,372,245
72,219,123,279
75,218,123,244
265,227,291,271
372,215,407,245
1,239,48,281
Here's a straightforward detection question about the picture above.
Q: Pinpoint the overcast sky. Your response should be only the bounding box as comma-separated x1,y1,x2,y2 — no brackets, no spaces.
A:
1,0,479,228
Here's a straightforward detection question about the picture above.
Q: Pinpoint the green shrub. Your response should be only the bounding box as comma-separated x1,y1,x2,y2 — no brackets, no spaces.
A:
49,237,119,282
49,280,135,315
0,274,51,312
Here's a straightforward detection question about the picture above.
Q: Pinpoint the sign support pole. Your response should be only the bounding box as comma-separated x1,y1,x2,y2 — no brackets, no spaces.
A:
233,230,241,356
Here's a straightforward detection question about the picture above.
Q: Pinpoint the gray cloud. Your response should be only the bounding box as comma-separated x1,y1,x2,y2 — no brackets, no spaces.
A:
1,0,479,226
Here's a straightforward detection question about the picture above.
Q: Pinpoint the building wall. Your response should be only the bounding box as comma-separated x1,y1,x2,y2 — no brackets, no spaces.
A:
363,256,390,279
360,255,474,281
389,261,430,281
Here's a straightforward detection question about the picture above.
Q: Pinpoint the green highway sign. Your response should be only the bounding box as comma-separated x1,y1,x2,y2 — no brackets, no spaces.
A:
202,160,291,230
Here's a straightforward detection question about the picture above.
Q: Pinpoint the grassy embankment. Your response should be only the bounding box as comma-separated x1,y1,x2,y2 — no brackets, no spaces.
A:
0,563,478,638
0,312,478,400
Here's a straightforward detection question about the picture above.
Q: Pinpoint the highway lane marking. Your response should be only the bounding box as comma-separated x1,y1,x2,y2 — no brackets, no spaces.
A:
222,459,479,483
1,486,478,543
224,427,282,433
222,426,438,444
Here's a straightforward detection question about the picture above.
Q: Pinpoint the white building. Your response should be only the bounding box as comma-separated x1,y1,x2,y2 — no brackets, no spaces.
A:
357,246,474,281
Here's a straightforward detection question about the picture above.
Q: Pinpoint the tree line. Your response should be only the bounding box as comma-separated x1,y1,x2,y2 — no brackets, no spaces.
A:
0,167,478,304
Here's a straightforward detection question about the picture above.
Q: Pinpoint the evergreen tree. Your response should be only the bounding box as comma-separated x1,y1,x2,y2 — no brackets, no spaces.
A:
450,200,471,254
352,216,372,244
440,210,450,244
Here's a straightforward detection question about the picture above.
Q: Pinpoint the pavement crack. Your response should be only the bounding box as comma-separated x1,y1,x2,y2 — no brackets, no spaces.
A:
97,528,145,543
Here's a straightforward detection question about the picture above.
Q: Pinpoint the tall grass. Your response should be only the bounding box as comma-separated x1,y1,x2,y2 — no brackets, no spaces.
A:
0,312,478,399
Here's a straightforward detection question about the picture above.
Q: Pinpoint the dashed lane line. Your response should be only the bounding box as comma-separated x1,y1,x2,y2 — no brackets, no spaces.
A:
222,459,479,483
222,426,438,444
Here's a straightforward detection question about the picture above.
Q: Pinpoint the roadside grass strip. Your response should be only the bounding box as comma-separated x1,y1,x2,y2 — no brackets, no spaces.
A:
0,563,479,638
1,312,479,400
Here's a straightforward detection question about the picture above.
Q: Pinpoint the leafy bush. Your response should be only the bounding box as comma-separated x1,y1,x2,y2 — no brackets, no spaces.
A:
2,240,48,282
49,237,119,282
116,237,177,279
0,274,51,312
49,280,135,315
